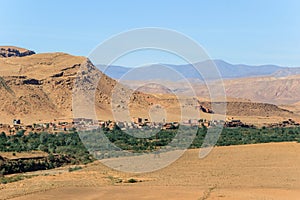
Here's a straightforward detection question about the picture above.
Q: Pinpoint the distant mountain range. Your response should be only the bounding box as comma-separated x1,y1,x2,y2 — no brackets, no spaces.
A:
97,60,300,81
97,60,300,105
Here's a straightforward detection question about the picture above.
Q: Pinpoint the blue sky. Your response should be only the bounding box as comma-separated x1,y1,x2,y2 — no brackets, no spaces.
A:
1,0,300,67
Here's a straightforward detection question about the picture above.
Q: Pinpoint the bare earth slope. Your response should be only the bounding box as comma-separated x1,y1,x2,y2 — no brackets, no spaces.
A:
223,75,300,105
0,52,89,123
0,48,184,124
127,75,300,106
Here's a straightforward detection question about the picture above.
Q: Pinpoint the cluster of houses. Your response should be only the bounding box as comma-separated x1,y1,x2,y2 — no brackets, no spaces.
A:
267,119,300,128
1,117,299,135
0,119,75,135
224,118,255,128
73,117,177,131
68,117,227,131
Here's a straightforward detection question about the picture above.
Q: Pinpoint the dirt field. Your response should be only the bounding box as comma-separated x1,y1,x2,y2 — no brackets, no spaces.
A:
0,151,48,159
1,142,300,200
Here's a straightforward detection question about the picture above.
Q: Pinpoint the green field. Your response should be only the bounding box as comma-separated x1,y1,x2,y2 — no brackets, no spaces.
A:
1,126,300,176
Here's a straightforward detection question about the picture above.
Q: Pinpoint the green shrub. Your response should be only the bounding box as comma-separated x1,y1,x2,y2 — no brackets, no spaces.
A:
127,178,138,183
68,166,82,172
0,174,36,184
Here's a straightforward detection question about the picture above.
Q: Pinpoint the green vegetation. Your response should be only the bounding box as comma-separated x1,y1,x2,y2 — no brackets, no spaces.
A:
214,126,300,146
0,131,94,175
127,178,138,183
68,166,83,172
80,126,300,158
0,174,37,184
0,131,93,163
1,126,300,176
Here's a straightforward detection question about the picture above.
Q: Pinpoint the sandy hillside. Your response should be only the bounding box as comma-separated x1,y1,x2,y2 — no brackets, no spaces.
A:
0,142,299,200
0,46,297,126
0,47,185,124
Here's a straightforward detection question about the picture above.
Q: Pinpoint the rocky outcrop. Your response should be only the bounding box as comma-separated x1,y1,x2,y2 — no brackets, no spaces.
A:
199,101,293,116
198,105,213,113
0,46,35,58
22,78,41,85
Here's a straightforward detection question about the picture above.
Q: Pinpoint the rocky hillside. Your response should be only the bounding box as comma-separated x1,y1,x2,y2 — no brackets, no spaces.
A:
199,101,293,117
0,47,296,125
195,76,300,105
0,46,35,58
132,75,300,105
0,52,86,123
0,48,184,124
223,76,300,105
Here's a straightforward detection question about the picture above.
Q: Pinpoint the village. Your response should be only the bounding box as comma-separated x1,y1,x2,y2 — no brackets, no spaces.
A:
0,116,299,136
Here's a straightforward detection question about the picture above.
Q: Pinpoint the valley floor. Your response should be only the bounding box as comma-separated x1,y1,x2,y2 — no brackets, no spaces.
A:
1,142,300,200
10,186,300,200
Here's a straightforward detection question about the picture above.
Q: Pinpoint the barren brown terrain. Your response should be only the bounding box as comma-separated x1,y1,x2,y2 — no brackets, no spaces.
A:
0,142,299,200
223,75,300,105
0,46,298,126
126,74,300,105
2,0,300,199
0,46,204,124
1,47,300,200
0,47,183,124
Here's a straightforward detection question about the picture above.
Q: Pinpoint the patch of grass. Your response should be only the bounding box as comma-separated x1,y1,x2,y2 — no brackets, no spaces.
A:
0,174,37,184
68,166,82,172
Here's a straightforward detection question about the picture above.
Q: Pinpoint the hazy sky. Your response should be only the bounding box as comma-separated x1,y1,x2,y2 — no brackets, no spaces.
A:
1,0,300,67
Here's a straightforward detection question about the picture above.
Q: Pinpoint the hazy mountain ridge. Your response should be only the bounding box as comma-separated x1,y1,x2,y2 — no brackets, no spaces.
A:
97,60,300,81
98,60,300,105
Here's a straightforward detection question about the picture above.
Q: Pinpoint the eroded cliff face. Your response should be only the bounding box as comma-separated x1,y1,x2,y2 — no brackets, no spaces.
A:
0,50,117,123
0,52,87,123
0,46,35,58
0,49,183,124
